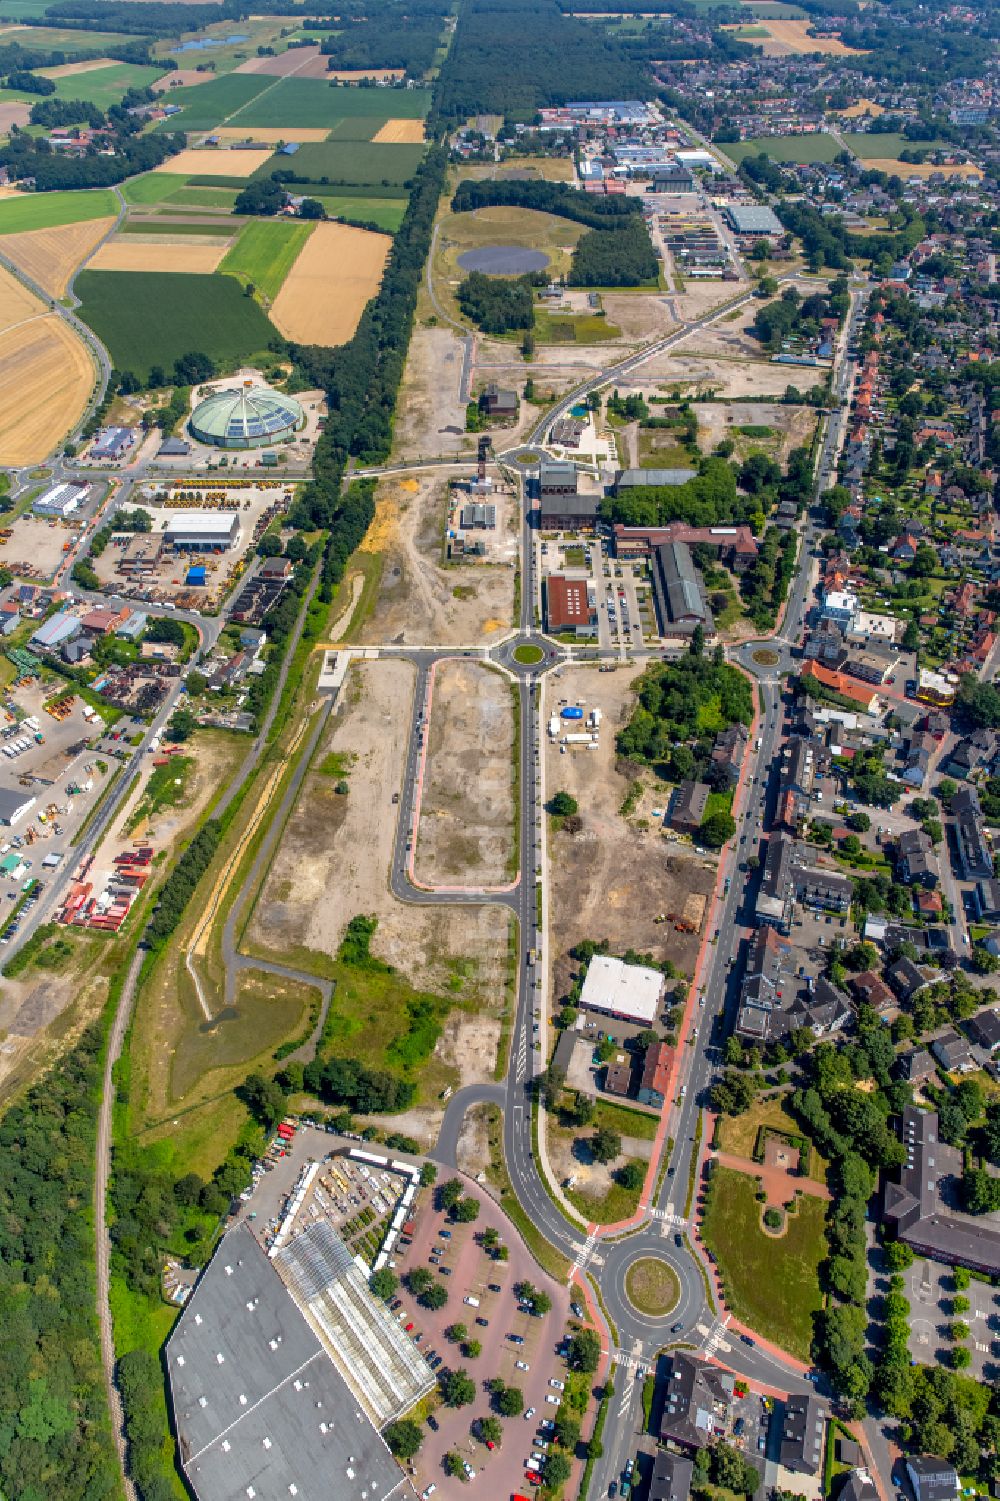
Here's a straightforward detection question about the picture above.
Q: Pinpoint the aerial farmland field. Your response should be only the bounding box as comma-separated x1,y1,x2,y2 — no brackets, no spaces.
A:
74,268,279,381
270,220,390,345
151,73,272,133
48,62,165,109
219,218,313,299
0,264,93,464
724,133,840,163
306,192,407,232
0,215,116,296
224,77,429,128
253,139,425,186
0,189,119,232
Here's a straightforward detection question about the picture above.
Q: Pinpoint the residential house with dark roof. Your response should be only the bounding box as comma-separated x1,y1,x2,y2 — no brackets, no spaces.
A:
670,780,710,836
951,785,994,881
931,1029,973,1073
650,1451,694,1501
972,878,1000,921
840,1471,880,1501
905,1457,959,1501
711,723,749,788
896,1047,935,1084
659,1354,735,1450
779,1394,826,1476
637,1041,672,1109
886,956,935,1002
604,1056,633,1097
966,1009,1000,1053
735,925,795,1044
849,970,895,1015
896,828,939,889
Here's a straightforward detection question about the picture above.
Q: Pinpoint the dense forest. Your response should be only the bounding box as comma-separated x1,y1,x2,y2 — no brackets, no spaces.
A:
431,0,651,124
317,0,448,75
569,216,657,287
0,1020,121,1501
451,176,643,230
457,271,536,333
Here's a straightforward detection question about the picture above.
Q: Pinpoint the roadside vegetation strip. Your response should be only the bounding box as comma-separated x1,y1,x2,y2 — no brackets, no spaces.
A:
578,1360,616,1501
683,1108,703,1217
585,1269,619,1346
492,913,520,1082
482,1101,573,1280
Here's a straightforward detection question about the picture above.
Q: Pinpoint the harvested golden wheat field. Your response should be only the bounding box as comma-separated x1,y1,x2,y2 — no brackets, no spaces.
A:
0,267,92,464
0,216,116,297
88,237,229,273
151,69,212,90
270,219,390,346
754,18,866,52
38,56,116,78
153,148,273,177
327,67,404,80
212,125,331,143
372,118,426,144
863,158,982,179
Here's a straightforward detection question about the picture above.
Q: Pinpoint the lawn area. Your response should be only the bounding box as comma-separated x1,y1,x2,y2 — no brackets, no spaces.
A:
122,172,191,206
565,1163,646,1225
625,1257,680,1315
252,138,425,186
0,187,119,232
151,73,273,134
75,268,280,382
701,1164,826,1360
714,1093,826,1181
170,967,318,1099
219,217,313,299
843,131,951,160
50,62,164,110
638,431,695,468
725,134,840,164
592,1098,659,1141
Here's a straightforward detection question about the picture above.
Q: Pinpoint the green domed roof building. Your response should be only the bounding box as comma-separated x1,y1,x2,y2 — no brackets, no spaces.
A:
189,384,306,450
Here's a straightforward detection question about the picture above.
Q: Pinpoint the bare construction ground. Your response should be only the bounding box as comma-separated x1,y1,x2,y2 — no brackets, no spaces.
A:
602,291,678,342
391,325,477,462
245,658,513,1101
673,297,764,360
634,353,809,399
415,659,515,889
544,664,714,996
696,400,817,463
358,474,516,646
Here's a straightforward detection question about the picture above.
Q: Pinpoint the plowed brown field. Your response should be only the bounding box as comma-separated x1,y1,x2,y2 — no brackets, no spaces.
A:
372,118,425,143
270,219,389,345
0,266,92,464
0,216,116,296
235,46,321,75
87,237,228,272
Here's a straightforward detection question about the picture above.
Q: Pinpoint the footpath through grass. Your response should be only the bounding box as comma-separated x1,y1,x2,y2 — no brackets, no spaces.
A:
701,1164,825,1361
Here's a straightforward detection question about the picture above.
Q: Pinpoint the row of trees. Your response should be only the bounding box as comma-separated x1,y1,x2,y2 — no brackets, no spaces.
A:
451,175,644,231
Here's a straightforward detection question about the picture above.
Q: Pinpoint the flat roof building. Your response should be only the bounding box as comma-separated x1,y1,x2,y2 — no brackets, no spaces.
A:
579,953,663,1028
166,1224,408,1501
33,481,88,518
0,787,36,826
164,511,241,552
726,203,783,235
545,574,597,636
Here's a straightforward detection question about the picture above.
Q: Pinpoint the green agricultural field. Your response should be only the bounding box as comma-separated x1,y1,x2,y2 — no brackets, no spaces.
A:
119,219,240,236
50,62,164,110
169,186,240,208
220,217,313,298
253,138,425,186
121,171,190,206
223,77,429,129
725,133,839,164
327,116,382,141
305,191,406,231
0,187,119,232
151,73,273,134
75,268,280,382
843,131,951,160
11,21,134,50
701,1165,826,1361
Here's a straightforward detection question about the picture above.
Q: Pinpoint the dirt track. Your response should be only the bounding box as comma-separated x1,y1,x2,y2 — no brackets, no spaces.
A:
414,659,515,888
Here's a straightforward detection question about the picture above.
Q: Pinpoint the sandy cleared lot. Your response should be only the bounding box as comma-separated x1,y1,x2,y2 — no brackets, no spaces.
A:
87,236,227,273
154,147,274,177
38,55,116,78
211,125,331,143
636,352,807,399
840,97,885,119
544,664,714,990
696,400,817,463
359,474,516,646
0,216,116,297
5,513,84,578
371,117,425,143
246,658,512,1100
392,325,476,462
0,265,92,465
270,219,390,345
674,297,763,360
415,659,515,888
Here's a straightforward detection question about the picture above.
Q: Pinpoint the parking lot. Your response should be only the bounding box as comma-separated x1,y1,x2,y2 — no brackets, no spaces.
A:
906,1256,1000,1381
537,535,652,649
388,1176,582,1500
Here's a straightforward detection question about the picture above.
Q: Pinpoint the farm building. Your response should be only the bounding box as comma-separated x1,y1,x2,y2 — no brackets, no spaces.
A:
579,954,664,1027
33,482,89,519
189,383,306,450
164,512,241,552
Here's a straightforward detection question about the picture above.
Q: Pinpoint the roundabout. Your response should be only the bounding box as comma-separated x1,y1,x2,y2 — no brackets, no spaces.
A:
625,1256,680,1318
513,643,545,665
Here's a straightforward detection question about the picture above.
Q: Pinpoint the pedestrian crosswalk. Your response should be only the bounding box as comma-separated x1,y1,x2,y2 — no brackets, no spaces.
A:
650,1204,685,1227
570,1231,598,1277
614,1349,653,1378
696,1315,732,1356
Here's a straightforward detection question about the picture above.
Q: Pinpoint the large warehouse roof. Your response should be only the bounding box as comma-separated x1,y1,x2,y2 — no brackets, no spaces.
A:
166,1225,406,1501
726,204,783,235
163,511,241,546
579,954,664,1026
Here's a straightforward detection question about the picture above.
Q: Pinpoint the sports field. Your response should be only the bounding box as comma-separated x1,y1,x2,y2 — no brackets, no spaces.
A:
220,218,313,299
75,268,279,382
0,188,119,233
49,62,166,110
725,133,839,163
270,219,389,345
0,216,115,296
253,139,425,186
0,264,93,465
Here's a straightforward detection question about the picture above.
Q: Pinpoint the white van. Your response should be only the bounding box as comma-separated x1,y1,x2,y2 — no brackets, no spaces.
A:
463,1295,480,1308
